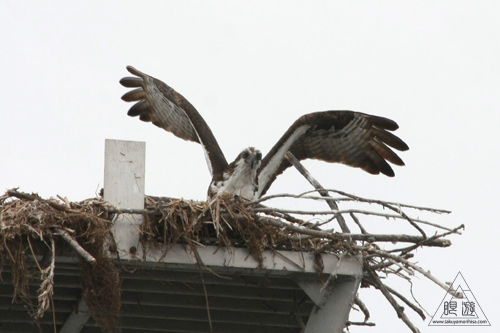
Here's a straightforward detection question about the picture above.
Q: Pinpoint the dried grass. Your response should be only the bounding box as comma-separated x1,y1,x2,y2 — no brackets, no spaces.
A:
141,194,331,267
0,190,120,333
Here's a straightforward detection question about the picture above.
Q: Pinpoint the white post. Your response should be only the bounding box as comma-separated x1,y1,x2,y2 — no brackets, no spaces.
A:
60,299,91,333
104,139,146,258
299,276,361,333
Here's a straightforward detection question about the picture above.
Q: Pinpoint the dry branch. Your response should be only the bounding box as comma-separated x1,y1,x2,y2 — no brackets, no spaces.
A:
6,189,76,213
285,152,351,233
358,245,462,297
256,191,451,214
367,269,421,333
52,227,96,264
354,295,370,321
247,214,451,247
346,321,376,327
384,284,426,321
350,213,368,234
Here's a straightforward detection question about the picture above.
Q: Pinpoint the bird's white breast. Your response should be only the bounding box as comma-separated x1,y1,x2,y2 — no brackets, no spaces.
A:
210,160,258,200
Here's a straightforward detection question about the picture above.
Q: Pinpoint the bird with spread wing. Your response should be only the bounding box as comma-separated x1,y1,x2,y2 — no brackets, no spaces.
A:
120,66,409,201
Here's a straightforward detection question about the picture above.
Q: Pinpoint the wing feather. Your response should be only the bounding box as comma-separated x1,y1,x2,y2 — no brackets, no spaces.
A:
119,66,228,179
119,77,143,88
257,111,409,197
121,88,146,102
370,139,405,166
371,126,408,151
120,67,199,142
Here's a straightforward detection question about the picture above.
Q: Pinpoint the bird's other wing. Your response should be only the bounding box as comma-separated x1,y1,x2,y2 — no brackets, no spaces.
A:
120,66,228,179
257,111,409,197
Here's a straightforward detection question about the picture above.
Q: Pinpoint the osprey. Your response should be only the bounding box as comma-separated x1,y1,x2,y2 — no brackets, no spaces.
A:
120,66,409,201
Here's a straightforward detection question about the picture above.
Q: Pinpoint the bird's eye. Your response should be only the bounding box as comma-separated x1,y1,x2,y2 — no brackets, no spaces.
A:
256,153,262,160
241,151,249,159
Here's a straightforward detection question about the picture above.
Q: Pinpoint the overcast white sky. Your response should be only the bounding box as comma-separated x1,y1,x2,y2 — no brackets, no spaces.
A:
1,1,499,332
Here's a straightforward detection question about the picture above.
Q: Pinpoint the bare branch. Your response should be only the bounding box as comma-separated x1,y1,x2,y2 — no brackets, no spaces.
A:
358,245,461,297
393,224,465,255
285,152,351,233
354,296,370,322
384,284,426,320
193,247,213,333
350,213,368,234
52,228,96,264
312,189,451,214
367,269,421,333
7,189,77,213
257,190,451,214
240,214,451,247
346,321,376,327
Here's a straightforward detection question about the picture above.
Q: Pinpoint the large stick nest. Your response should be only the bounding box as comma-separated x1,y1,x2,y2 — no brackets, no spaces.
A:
1,188,462,332
140,194,349,264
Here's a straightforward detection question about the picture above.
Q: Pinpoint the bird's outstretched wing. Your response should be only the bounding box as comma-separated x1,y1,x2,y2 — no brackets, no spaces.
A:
257,111,409,197
120,66,228,180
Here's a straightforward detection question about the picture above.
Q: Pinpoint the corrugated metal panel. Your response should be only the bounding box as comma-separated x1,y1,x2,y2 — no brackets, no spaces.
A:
0,256,314,332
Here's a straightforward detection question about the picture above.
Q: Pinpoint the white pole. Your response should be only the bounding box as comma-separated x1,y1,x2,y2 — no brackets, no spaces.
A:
104,139,145,258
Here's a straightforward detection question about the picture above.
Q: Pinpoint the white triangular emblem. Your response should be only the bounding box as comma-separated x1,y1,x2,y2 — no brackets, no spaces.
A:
429,272,490,326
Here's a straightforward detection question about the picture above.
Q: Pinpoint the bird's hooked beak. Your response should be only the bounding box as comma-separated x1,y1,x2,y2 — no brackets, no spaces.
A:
241,148,262,169
249,155,258,169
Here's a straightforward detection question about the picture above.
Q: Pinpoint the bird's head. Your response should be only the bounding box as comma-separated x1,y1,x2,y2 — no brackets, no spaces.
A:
238,147,262,170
